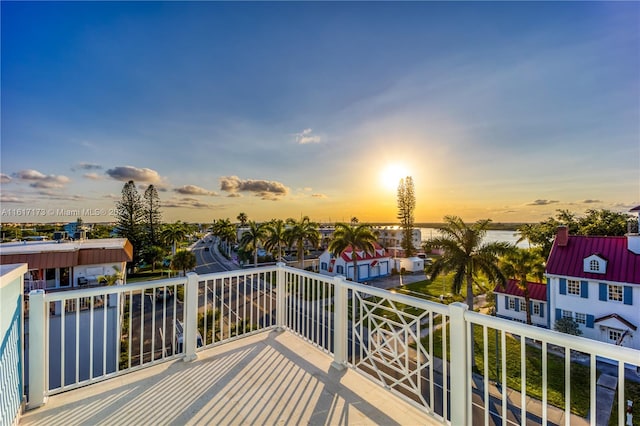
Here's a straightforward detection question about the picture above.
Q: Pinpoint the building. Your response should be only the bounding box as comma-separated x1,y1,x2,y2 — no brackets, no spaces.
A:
0,238,132,291
373,226,422,253
545,216,640,350
493,279,547,327
318,243,391,281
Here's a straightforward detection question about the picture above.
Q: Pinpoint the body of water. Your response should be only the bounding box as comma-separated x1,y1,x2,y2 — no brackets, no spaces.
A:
418,228,529,249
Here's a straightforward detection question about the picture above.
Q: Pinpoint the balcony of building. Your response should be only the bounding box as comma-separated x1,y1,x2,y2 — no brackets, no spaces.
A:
2,264,639,426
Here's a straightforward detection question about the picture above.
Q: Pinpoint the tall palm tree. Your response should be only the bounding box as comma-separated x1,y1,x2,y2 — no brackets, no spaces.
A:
500,247,545,325
236,212,248,227
285,216,320,269
171,249,196,276
264,219,287,262
212,218,237,256
423,216,511,310
239,221,267,267
329,223,378,282
161,221,188,255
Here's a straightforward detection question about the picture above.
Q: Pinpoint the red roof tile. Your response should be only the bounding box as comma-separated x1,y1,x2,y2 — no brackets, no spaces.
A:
340,243,387,262
546,235,640,285
494,279,547,302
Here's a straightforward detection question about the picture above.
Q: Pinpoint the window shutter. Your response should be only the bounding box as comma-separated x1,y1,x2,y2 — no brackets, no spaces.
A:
623,286,633,305
580,281,588,298
559,278,566,295
599,283,607,301
586,314,594,328
555,308,562,321
515,300,520,312
529,301,533,313
504,296,509,310
540,304,544,318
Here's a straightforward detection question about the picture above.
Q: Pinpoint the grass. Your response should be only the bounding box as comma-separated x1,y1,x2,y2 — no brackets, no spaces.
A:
127,269,176,283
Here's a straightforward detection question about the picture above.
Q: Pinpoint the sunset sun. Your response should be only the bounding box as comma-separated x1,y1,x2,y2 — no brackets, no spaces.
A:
380,163,410,190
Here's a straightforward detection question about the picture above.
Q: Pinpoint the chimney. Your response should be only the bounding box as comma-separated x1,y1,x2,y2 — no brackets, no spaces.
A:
556,226,569,247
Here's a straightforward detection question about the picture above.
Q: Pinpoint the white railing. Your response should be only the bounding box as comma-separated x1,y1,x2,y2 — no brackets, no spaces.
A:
27,264,640,426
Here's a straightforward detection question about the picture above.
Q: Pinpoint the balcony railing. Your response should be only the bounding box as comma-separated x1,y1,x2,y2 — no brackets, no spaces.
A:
25,264,639,425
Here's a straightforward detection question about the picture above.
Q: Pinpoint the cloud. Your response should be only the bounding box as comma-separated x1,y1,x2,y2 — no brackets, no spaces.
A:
12,169,71,189
227,193,242,198
0,174,11,183
582,199,602,204
163,197,217,209
312,193,328,199
72,162,102,171
527,199,559,206
219,176,289,200
35,190,85,201
174,185,217,196
295,128,322,145
0,193,24,203
83,173,103,180
106,166,163,183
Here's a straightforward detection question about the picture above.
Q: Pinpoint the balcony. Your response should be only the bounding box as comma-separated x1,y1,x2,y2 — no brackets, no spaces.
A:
3,265,639,425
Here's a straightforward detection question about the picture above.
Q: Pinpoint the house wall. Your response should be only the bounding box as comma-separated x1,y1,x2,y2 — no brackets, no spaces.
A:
74,262,126,286
547,275,639,350
318,252,390,281
494,293,547,327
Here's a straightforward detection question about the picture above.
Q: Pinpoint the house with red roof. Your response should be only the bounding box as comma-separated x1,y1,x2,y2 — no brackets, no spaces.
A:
493,279,548,327
318,243,391,282
545,207,640,350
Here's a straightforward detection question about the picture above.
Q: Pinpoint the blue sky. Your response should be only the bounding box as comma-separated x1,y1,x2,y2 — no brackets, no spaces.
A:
2,1,638,224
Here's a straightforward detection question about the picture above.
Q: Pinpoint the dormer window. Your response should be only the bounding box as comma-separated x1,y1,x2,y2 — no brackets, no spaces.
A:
583,254,606,274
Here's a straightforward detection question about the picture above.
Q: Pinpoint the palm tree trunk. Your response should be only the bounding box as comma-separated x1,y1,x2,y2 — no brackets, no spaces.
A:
254,250,258,268
353,258,358,282
524,288,532,325
298,243,304,269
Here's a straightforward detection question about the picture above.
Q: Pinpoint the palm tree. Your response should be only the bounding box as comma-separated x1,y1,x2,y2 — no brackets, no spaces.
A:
500,247,545,325
285,216,320,269
171,249,196,276
236,212,248,227
212,218,237,257
161,221,188,255
239,221,267,267
423,216,511,310
329,223,378,282
264,219,287,262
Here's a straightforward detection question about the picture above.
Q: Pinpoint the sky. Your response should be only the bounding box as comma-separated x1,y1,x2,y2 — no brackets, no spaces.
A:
1,1,639,224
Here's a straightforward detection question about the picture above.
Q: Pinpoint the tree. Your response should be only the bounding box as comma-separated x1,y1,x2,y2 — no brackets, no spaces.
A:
554,317,583,336
285,216,320,269
423,216,511,310
577,209,633,236
397,176,416,257
171,249,196,276
237,212,248,227
161,221,188,255
500,247,545,325
115,180,145,264
329,223,378,282
212,218,237,257
143,185,162,246
143,245,166,272
264,219,287,262
239,221,267,267
350,217,359,225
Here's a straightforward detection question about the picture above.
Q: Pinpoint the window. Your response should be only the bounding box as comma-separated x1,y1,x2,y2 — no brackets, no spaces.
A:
533,303,540,316
519,300,527,312
575,312,586,324
320,262,328,271
589,260,600,272
608,328,623,343
509,299,516,310
336,265,344,274
562,310,573,319
608,285,623,302
567,280,581,295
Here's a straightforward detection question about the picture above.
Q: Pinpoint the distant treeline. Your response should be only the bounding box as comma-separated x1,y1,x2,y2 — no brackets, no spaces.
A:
372,222,531,231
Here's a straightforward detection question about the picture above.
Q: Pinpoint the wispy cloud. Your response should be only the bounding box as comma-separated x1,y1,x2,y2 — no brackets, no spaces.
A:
295,128,322,145
174,185,217,196
12,169,71,189
0,174,11,183
83,173,103,180
219,175,289,200
106,166,164,183
527,199,559,206
72,162,103,171
582,199,602,204
0,193,24,203
163,197,217,209
312,193,328,199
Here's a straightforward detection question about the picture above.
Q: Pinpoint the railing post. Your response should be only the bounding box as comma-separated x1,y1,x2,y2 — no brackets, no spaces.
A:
449,302,469,425
183,272,199,362
275,263,286,331
28,289,48,409
330,275,347,371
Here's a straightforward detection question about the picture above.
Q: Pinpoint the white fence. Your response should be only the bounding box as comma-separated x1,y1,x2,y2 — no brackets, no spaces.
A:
27,264,639,425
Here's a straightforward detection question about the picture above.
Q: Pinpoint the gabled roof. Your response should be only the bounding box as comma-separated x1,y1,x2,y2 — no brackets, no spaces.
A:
340,243,388,262
494,279,547,302
594,313,637,331
546,235,640,284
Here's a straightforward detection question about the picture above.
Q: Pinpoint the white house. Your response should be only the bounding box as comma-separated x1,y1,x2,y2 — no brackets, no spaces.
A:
493,279,547,327
0,238,132,291
374,226,422,253
545,214,640,350
318,243,391,282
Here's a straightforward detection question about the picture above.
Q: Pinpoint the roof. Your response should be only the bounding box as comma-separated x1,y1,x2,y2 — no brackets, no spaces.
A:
0,238,132,269
340,243,388,262
546,235,640,285
494,279,547,302
594,313,637,331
